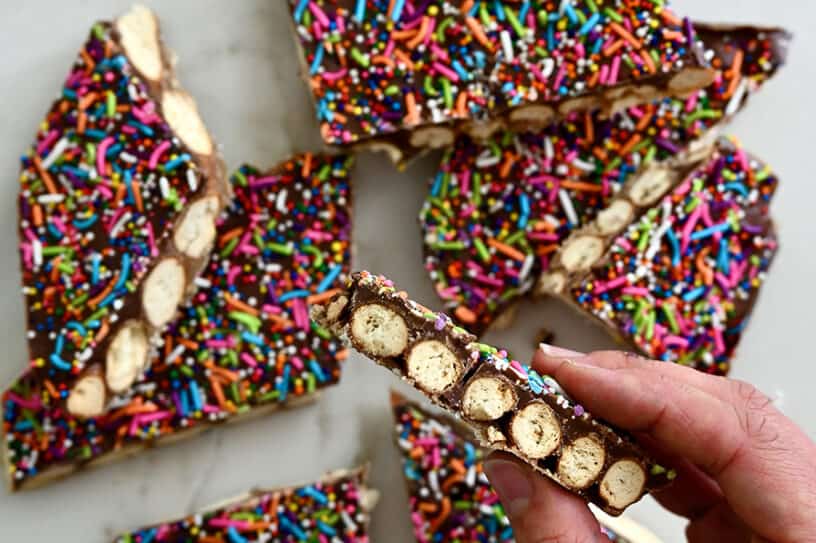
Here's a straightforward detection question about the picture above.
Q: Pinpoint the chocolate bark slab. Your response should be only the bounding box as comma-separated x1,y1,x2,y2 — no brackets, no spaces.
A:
420,24,789,336
114,466,378,542
312,271,674,515
392,392,663,542
3,154,353,490
16,5,231,421
288,0,716,166
540,137,778,375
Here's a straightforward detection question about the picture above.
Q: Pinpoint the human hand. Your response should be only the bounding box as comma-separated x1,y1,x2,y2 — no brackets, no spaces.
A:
483,345,816,543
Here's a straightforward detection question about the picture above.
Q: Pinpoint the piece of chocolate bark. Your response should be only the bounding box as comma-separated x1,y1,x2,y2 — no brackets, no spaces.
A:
288,0,716,165
312,271,674,515
16,6,232,421
420,24,789,336
391,392,663,542
114,466,378,542
540,137,778,375
3,154,353,490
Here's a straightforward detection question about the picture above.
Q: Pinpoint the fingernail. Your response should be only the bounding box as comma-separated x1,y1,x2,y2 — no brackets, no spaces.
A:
484,459,533,518
539,343,583,359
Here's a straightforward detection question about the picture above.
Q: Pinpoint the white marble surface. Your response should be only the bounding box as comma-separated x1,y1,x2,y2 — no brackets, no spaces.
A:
0,1,813,541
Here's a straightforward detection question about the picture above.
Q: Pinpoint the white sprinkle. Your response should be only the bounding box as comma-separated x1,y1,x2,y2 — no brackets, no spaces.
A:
725,77,749,117
571,158,596,172
465,465,477,487
119,152,138,163
500,30,514,62
541,57,555,79
520,253,534,281
166,344,186,364
429,470,441,496
32,240,43,269
194,277,212,288
476,152,501,169
110,211,132,238
544,136,554,160
276,189,288,213
37,193,65,204
187,169,198,191
340,511,357,532
558,189,578,225
159,176,170,199
41,137,69,170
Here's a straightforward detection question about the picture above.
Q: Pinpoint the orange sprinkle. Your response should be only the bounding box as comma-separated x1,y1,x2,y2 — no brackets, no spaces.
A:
487,238,526,261
336,349,349,361
88,273,119,307
441,473,465,492
225,293,259,316
499,154,516,179
178,338,199,350
394,49,415,70
455,91,469,117
404,92,420,126
560,181,604,192
610,22,641,49
696,248,714,286
131,179,144,213
584,111,594,143
407,16,430,49
661,9,683,27
371,55,396,68
219,227,244,246
32,204,43,227
32,155,58,194
640,49,656,74
301,153,312,177
454,306,477,324
44,380,59,400
603,39,625,58
636,107,655,131
465,17,493,51
307,289,341,305
428,498,452,533
618,133,642,157
729,49,744,78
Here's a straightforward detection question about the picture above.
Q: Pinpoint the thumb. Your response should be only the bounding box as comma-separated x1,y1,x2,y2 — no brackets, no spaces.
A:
484,453,604,543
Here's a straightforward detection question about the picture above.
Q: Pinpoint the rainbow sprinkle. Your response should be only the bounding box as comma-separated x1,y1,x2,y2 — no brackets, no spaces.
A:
289,0,705,146
570,137,777,374
420,25,787,335
392,394,642,542
115,467,373,542
17,22,221,383
3,154,353,489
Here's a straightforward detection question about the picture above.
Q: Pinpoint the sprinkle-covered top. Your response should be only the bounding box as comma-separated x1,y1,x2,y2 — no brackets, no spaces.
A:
570,137,777,374
289,0,703,145
420,25,787,335
18,23,214,381
3,154,353,489
393,397,513,542
115,468,373,542
392,395,643,543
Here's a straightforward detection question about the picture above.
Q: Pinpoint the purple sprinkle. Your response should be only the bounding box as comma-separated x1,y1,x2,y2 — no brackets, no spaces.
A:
434,314,446,330
574,405,585,417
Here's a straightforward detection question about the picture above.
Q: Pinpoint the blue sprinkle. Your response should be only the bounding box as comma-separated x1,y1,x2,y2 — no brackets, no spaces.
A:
50,354,71,371
391,0,406,21
73,215,98,230
164,153,191,172
718,237,730,274
563,3,578,24
278,364,291,402
430,172,443,197
309,360,327,383
115,254,131,290
451,60,470,81
226,526,247,543
279,514,307,539
579,12,600,35
301,485,328,505
690,222,731,241
724,182,749,197
293,0,309,22
316,520,337,536
683,285,708,302
354,0,366,21
189,381,202,411
317,264,343,293
241,331,265,346
310,43,325,75
278,289,311,303
666,229,681,266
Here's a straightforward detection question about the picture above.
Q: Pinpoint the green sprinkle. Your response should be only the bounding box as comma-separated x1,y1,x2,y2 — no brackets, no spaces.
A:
604,7,623,22
267,242,294,255
229,311,261,333
106,91,116,118
220,237,239,257
504,6,526,37
474,238,490,263
350,47,369,68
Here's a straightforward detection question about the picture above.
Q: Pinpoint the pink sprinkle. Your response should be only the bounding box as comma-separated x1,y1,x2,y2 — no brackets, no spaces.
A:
617,237,633,252
685,92,699,113
335,14,345,34
608,55,621,86
227,265,242,285
663,335,690,349
713,327,726,355
308,2,330,28
292,298,311,331
121,124,137,135
97,137,113,176
715,272,732,293
594,275,628,294
681,205,703,252
553,64,567,91
598,64,609,86
263,304,283,315
622,286,650,296
146,222,158,257
149,140,172,170
241,353,258,367
291,356,305,371
321,69,348,82
432,61,459,82
5,392,41,410
206,339,230,348
527,231,559,242
430,42,450,62
208,517,252,529
36,130,59,155
473,274,504,288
